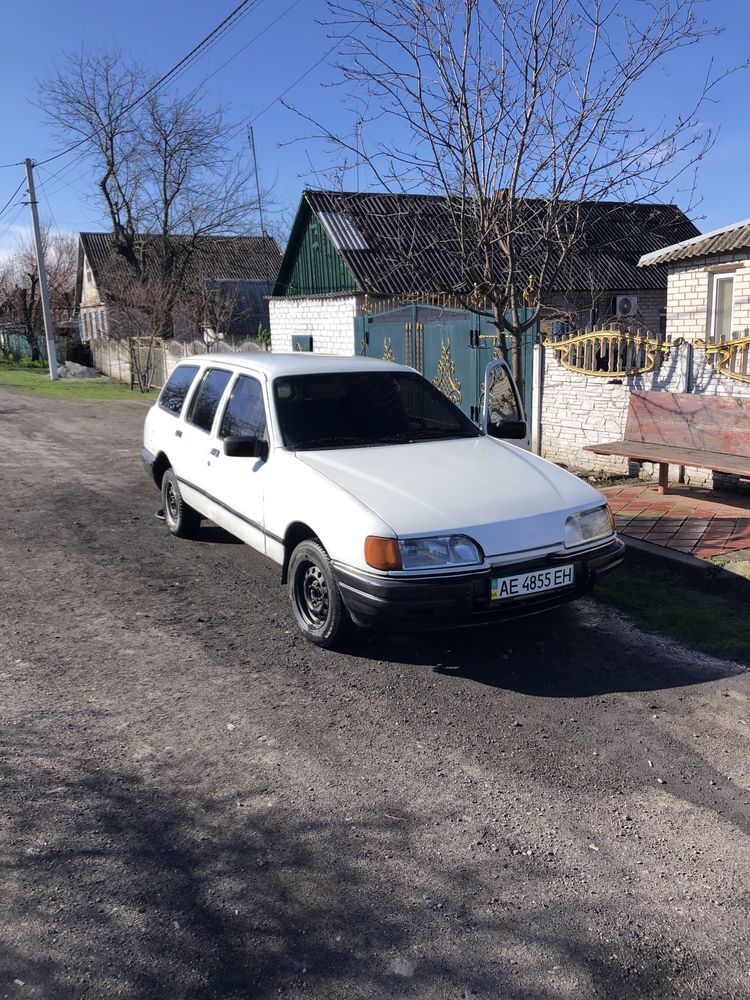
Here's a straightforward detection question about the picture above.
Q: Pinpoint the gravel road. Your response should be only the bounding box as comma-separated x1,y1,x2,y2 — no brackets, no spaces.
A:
1,386,749,1000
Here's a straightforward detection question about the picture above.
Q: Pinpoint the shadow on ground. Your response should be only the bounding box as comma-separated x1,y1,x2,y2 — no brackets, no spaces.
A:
0,717,714,1000
345,598,743,698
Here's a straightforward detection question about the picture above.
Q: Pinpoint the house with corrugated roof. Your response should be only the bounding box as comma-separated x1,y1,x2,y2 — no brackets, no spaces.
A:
268,189,698,424
76,231,282,346
639,217,750,357
270,189,698,358
535,216,750,484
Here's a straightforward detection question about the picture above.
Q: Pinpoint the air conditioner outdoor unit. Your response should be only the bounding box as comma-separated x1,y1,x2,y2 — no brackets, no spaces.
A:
615,294,638,317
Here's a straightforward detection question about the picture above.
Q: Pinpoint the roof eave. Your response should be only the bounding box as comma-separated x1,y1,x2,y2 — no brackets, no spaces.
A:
639,216,750,267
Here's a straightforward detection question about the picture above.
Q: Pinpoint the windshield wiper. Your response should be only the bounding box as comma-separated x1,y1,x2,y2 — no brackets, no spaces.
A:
375,429,479,444
294,435,368,451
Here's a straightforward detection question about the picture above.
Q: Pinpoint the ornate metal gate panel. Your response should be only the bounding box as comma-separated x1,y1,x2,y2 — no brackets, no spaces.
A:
356,305,536,426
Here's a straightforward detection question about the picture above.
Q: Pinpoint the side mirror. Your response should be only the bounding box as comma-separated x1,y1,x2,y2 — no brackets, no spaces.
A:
487,419,527,440
223,435,269,461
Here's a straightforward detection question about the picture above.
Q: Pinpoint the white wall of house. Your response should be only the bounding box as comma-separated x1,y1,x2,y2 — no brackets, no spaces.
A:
269,295,361,355
665,252,750,342
79,251,102,308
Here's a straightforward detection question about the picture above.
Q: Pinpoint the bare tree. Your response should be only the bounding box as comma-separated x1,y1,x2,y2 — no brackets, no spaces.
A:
0,231,76,361
181,278,247,351
299,0,736,381
39,51,265,340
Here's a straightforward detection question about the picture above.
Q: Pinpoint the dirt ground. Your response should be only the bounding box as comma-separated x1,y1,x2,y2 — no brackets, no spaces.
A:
1,385,749,1000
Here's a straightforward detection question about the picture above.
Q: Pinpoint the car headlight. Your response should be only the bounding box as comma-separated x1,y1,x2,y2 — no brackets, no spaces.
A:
365,534,482,571
564,505,614,548
400,534,482,570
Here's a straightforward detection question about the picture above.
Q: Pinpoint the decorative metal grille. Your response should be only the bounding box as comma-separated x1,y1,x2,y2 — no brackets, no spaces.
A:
544,327,671,377
432,339,462,404
696,333,750,384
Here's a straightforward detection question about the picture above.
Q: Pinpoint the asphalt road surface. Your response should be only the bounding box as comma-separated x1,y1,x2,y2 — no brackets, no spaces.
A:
1,386,749,1000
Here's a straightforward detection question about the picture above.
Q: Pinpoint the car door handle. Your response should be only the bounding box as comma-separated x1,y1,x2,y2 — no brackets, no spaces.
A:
175,429,182,438
209,447,220,457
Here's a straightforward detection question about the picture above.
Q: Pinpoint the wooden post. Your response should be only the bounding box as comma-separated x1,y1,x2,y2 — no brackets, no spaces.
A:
657,463,669,494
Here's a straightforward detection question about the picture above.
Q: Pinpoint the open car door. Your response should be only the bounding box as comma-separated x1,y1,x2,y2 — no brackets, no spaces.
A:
481,359,529,450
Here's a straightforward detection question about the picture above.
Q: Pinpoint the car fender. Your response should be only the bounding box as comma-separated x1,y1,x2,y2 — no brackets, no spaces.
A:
264,451,395,573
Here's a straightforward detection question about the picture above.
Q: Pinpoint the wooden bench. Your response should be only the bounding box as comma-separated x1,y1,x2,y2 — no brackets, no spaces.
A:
585,390,750,494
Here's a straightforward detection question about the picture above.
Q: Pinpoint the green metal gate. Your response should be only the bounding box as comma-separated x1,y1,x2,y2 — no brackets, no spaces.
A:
355,304,536,426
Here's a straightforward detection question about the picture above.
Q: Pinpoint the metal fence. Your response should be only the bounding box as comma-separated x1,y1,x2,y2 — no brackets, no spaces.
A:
544,326,672,377
0,330,73,364
697,332,750,384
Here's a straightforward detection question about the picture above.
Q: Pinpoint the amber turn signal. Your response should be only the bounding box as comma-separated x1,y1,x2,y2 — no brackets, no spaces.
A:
364,535,402,571
606,504,616,532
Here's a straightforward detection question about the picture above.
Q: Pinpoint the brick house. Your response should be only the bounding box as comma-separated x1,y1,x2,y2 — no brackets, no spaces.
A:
76,232,282,382
638,217,750,353
537,217,750,487
269,189,698,356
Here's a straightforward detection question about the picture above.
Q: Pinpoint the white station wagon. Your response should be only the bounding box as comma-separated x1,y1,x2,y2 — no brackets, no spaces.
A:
142,353,623,647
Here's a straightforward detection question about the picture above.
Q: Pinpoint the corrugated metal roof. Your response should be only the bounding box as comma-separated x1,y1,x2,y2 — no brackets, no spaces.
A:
317,211,369,251
79,232,282,289
639,217,750,267
280,190,698,296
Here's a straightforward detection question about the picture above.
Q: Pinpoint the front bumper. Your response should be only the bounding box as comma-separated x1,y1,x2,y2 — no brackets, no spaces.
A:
332,536,625,631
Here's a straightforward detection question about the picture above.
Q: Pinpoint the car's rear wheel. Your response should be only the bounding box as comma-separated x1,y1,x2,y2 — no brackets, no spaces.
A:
288,540,351,648
162,469,201,538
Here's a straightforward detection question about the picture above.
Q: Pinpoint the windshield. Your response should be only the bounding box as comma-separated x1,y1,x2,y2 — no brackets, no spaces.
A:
273,370,481,450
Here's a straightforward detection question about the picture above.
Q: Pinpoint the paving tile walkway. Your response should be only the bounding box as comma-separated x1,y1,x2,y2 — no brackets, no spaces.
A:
602,483,750,561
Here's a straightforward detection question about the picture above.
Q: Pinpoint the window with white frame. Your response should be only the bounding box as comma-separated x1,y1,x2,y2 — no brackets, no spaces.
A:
709,272,734,342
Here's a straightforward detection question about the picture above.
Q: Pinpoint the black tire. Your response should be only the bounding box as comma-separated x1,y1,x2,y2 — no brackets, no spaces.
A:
288,539,351,648
162,469,201,538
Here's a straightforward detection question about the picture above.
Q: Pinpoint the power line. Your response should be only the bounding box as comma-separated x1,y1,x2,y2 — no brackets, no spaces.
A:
36,171,62,233
38,0,285,197
192,0,303,92
0,204,27,248
0,179,26,222
153,0,268,97
34,0,260,169
39,15,342,206
37,152,93,200
226,35,347,141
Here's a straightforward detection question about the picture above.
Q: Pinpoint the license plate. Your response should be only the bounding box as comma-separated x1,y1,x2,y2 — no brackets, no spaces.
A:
490,565,575,601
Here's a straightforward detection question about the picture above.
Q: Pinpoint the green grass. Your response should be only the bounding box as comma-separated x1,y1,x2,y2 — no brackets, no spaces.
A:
597,550,750,664
0,360,154,403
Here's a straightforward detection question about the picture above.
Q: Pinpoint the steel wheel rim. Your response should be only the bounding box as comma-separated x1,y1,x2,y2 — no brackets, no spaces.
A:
295,561,330,630
165,482,179,526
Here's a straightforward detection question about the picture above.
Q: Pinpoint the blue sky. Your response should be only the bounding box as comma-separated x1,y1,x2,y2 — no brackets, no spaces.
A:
0,0,748,256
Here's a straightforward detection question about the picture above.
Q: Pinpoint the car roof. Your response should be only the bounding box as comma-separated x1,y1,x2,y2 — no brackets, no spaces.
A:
181,352,414,378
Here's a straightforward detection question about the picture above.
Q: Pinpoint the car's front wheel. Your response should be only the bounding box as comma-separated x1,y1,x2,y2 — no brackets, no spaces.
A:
162,469,201,538
288,540,351,648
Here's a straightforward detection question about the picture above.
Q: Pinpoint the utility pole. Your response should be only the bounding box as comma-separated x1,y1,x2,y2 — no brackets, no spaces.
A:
24,158,58,380
247,127,266,237
355,118,362,193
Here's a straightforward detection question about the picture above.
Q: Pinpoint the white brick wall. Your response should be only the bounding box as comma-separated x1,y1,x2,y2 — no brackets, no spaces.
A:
90,338,131,383
540,342,749,489
269,296,362,355
666,253,750,342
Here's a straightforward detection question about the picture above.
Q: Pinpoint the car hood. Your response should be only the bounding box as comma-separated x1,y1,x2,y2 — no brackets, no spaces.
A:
296,436,605,558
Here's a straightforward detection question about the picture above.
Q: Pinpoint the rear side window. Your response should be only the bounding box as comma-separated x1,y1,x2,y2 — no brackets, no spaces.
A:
186,368,233,433
219,375,267,440
159,365,199,416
